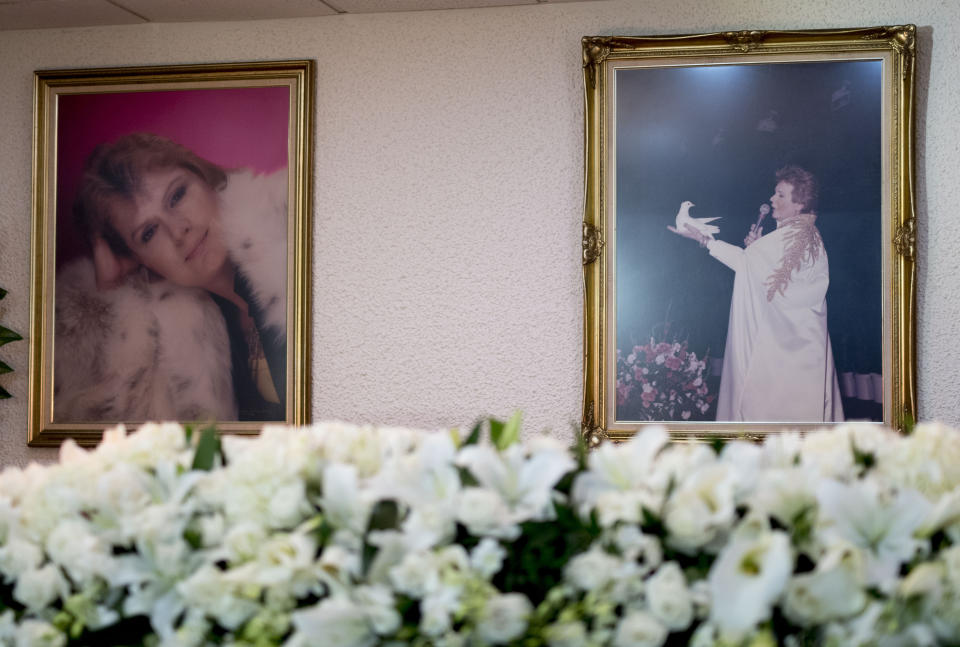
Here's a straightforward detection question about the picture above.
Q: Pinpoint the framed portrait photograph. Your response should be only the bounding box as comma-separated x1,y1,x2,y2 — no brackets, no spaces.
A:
28,60,314,446
581,27,917,444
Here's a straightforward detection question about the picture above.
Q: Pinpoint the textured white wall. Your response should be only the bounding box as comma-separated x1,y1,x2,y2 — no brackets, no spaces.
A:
0,0,957,465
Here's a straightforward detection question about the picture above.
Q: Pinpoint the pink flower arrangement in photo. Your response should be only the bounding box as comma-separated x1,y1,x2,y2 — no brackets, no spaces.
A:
616,339,714,421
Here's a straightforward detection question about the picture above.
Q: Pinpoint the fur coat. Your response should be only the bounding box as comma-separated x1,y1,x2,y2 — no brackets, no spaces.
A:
54,168,288,423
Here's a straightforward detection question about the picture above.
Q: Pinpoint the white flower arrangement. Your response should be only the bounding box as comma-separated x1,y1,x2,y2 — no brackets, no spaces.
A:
0,415,959,646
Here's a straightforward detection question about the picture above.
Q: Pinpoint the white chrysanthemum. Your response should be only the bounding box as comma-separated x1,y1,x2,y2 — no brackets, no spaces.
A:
664,463,736,553
475,593,532,645
816,478,930,589
708,517,792,640
612,610,668,647
544,621,588,647
646,561,693,631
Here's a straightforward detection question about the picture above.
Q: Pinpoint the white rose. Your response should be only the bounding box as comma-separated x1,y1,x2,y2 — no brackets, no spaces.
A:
475,593,532,645
420,587,459,637
470,538,506,579
646,562,693,631
354,585,401,635
664,463,736,554
610,526,663,574
564,545,622,591
613,611,668,647
456,488,518,540
800,429,855,479
14,620,65,647
782,543,867,626
268,480,310,529
13,564,67,612
96,463,153,519
390,551,440,598
222,521,268,564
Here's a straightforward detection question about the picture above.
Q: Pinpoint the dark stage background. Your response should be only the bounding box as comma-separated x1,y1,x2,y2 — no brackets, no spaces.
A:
614,59,883,421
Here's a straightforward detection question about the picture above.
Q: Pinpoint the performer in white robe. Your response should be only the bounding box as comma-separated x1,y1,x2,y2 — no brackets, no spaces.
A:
673,166,844,422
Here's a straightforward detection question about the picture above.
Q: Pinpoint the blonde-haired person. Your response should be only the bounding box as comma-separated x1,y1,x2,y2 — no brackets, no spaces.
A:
672,166,843,422
55,133,287,423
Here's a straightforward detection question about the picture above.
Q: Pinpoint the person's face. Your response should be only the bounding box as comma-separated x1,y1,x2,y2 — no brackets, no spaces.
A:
108,166,228,289
769,181,804,221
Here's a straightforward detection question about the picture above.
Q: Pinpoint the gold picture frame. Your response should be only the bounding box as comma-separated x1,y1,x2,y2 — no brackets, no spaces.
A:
28,60,314,446
581,27,917,444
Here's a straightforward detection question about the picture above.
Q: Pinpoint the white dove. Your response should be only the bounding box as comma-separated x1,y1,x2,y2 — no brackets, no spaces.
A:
672,200,721,238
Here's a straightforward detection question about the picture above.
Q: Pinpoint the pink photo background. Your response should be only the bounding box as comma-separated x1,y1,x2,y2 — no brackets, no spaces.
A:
56,85,290,268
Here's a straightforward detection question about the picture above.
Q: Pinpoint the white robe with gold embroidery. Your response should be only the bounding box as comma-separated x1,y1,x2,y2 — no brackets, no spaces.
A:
706,219,844,422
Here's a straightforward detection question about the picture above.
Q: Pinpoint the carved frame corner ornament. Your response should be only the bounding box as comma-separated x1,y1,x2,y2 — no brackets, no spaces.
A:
582,222,604,265
582,37,611,90
894,217,917,260
581,404,608,448
864,25,916,56
721,30,768,52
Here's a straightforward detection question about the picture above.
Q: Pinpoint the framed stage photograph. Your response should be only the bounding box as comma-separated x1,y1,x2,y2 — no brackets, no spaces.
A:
581,27,917,444
28,60,314,446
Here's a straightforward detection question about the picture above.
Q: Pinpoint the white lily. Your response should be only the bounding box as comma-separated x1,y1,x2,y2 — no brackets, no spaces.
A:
707,516,792,640
816,478,930,589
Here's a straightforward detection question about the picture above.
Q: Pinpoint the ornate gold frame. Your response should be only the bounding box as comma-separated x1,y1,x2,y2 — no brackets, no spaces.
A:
581,27,917,445
28,60,314,446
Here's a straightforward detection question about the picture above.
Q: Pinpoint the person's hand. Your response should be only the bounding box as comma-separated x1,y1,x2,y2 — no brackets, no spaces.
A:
92,236,139,290
744,223,764,247
668,223,711,247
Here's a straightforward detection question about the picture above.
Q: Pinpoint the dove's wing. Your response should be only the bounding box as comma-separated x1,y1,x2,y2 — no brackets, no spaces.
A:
690,215,721,235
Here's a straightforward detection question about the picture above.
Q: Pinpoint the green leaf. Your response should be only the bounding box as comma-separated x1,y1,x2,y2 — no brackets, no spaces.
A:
901,411,916,435
709,436,727,455
367,499,400,533
183,528,203,550
491,411,522,451
362,500,401,576
464,420,482,446
191,426,220,471
0,326,21,347
0,360,11,375
0,386,10,400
